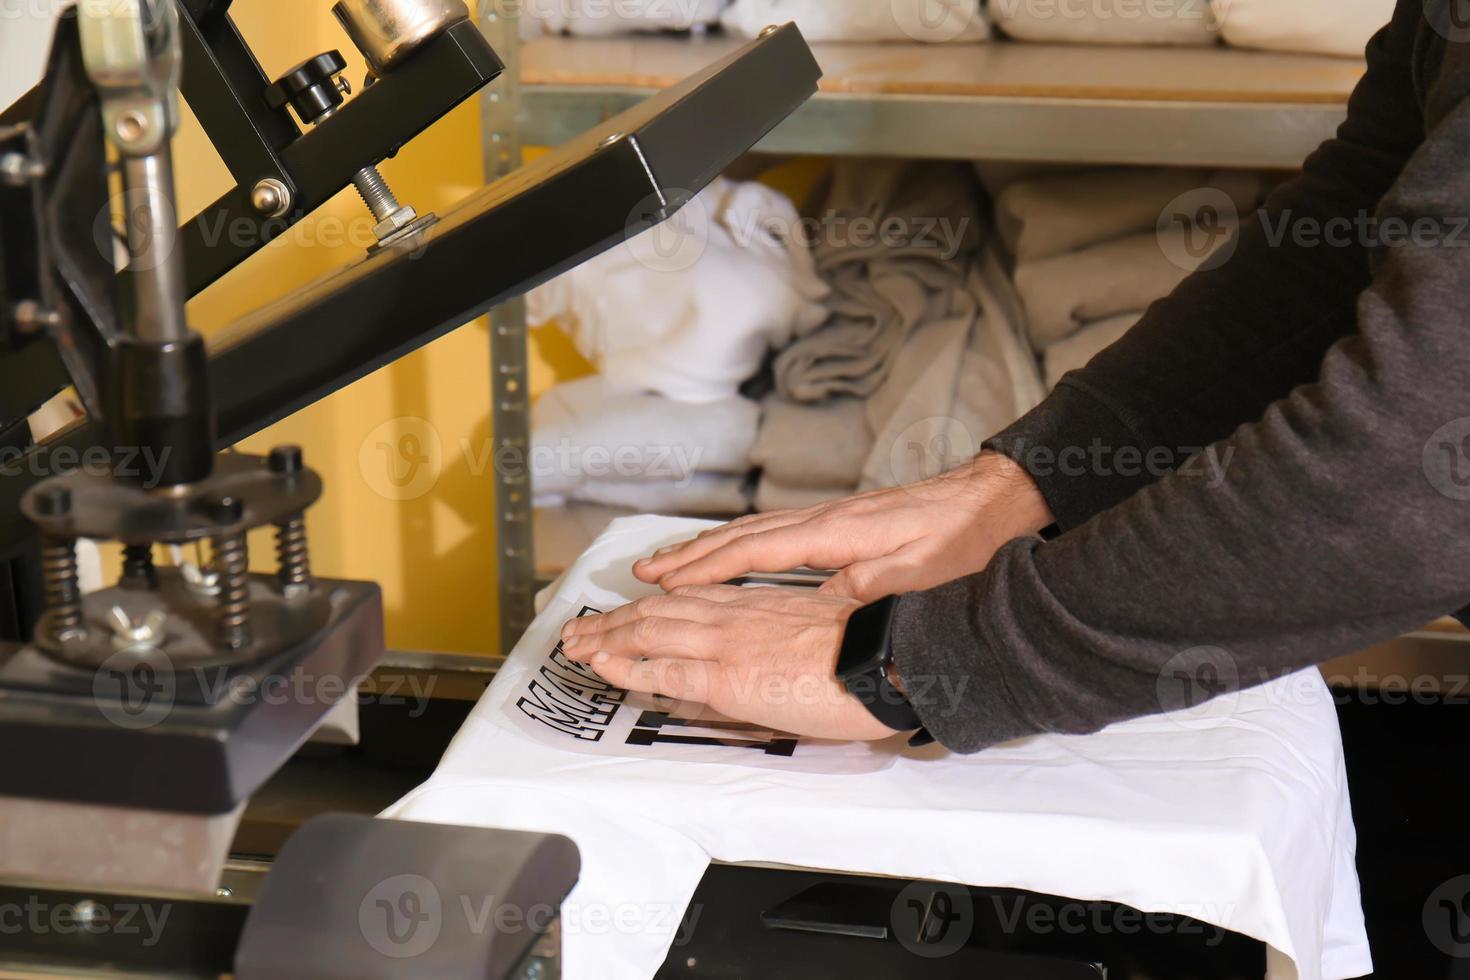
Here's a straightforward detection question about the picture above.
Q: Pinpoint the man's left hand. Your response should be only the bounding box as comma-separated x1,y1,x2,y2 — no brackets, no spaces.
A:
560,585,900,742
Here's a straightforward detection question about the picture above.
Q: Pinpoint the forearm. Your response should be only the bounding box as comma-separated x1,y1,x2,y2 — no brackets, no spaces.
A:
988,5,1422,531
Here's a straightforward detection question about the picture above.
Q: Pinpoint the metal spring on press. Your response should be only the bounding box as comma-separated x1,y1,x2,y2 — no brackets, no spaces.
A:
41,536,83,640
275,515,312,592
214,533,252,649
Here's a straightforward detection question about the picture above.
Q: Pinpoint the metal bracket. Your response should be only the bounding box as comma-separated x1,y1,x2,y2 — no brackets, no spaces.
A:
78,0,182,155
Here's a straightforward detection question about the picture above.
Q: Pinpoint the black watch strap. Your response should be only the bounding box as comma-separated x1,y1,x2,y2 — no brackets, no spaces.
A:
836,596,933,747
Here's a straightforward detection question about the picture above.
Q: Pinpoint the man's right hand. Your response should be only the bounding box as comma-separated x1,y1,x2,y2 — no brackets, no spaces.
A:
634,452,1056,603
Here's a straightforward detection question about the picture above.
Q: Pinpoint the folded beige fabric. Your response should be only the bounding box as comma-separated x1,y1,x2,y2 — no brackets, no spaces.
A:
1015,226,1224,348
755,478,852,514
774,160,984,403
991,0,1219,46
1043,312,1142,389
751,396,872,490
1212,0,1392,58
723,0,989,42
995,167,1263,262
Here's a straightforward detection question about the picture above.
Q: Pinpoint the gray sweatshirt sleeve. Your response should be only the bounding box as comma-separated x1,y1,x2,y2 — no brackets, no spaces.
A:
894,5,1470,753
987,3,1423,532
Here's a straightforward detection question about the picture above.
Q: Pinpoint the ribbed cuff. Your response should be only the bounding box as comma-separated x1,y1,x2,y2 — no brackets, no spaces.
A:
984,380,1159,533
890,577,1032,754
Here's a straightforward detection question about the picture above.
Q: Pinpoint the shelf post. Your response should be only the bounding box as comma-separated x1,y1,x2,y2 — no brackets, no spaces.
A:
479,0,535,656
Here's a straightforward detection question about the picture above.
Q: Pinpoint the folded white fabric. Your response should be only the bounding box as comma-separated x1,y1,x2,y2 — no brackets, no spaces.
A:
721,0,989,42
1043,311,1141,388
991,0,1218,46
1015,227,1219,348
528,178,829,404
521,0,728,37
532,376,759,496
568,474,749,515
385,515,1373,980
1211,0,1393,58
994,166,1263,262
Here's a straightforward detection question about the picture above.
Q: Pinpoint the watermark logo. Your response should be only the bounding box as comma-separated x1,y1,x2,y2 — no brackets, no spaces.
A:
1422,417,1470,501
1157,186,1240,273
889,416,980,496
1426,0,1470,42
93,648,177,731
892,881,974,958
1156,646,1240,729
359,417,444,502
892,0,984,42
625,188,710,274
1423,875,1470,958
359,874,444,959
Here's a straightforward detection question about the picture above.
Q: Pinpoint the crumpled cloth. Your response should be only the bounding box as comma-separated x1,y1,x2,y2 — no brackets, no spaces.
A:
774,160,984,403
529,178,829,404
751,395,871,490
722,0,989,43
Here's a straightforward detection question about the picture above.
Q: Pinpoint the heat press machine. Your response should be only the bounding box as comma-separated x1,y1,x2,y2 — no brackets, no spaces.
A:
0,1,820,975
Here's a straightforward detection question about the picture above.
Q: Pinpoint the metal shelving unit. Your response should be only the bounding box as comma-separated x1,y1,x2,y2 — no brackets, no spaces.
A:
482,21,1366,654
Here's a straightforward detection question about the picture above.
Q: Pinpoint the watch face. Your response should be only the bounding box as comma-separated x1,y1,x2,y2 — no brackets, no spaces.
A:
834,597,899,682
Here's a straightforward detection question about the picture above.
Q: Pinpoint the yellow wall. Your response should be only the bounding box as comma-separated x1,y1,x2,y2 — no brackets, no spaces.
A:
176,2,504,655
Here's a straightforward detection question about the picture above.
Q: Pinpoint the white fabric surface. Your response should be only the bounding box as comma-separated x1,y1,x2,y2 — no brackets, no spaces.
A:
722,0,989,43
991,0,1218,46
528,179,829,404
521,0,728,37
1043,311,1142,388
0,8,53,111
531,376,759,496
1211,0,1393,58
385,515,1373,980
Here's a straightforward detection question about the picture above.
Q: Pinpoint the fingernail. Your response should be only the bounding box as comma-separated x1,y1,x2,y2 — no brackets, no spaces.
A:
564,635,580,649
635,558,651,568
593,651,610,665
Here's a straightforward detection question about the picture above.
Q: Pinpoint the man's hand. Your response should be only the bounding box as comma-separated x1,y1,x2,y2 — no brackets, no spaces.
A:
634,452,1055,602
559,585,899,742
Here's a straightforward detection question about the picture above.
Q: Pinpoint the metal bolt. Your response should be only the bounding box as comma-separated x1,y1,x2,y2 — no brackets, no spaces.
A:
759,24,780,37
0,152,44,186
107,606,169,653
121,543,158,590
73,901,103,927
115,110,149,144
209,495,245,524
11,300,61,334
250,178,292,218
598,132,624,148
353,166,419,242
215,886,233,898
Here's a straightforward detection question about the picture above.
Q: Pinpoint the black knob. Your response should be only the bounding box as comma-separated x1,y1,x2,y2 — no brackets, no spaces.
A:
35,485,72,517
265,51,348,125
269,445,304,475
207,495,245,524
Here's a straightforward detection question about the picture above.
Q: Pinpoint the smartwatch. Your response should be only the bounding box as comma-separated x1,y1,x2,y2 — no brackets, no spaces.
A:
834,596,933,747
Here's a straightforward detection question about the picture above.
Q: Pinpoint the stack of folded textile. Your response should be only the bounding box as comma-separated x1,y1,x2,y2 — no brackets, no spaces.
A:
531,376,758,515
989,166,1264,389
1210,0,1393,58
529,177,827,516
990,0,1219,46
722,0,988,43
521,0,728,37
529,177,829,405
755,160,1044,511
